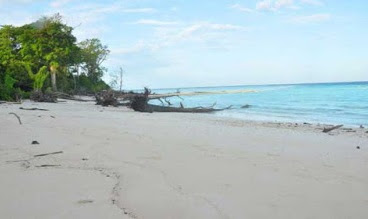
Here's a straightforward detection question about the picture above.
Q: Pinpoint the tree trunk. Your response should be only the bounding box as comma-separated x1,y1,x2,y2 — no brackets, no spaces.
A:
50,66,57,91
51,72,57,91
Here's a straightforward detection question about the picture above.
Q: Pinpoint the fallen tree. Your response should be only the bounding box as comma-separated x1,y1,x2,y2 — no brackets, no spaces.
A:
129,88,232,113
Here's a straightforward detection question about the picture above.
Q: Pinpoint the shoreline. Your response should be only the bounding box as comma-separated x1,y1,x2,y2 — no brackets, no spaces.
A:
3,99,367,133
1,100,368,218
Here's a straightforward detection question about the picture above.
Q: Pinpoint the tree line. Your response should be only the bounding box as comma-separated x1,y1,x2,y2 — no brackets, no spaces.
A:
0,14,110,101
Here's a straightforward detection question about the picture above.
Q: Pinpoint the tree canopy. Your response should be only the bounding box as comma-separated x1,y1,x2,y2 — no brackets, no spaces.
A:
0,14,110,101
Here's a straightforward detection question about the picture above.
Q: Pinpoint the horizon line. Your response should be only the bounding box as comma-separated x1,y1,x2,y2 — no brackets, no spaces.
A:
131,80,368,91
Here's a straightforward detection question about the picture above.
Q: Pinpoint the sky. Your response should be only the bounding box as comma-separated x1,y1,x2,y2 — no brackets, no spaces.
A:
1,0,368,89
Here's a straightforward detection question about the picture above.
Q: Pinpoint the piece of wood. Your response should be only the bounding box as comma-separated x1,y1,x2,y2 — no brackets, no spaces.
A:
19,107,49,111
34,151,63,157
9,112,22,125
323,125,343,133
143,104,233,113
35,164,61,168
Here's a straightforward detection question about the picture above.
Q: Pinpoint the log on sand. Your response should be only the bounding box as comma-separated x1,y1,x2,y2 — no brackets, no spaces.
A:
323,125,344,133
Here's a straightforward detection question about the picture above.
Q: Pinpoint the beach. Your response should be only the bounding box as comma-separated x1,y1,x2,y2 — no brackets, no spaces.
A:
1,100,368,219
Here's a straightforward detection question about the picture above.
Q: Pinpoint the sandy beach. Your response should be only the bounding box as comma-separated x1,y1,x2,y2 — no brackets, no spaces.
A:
1,100,367,219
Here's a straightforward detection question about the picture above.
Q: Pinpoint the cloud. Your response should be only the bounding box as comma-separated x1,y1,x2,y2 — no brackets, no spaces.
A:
114,22,246,55
300,0,324,6
275,0,294,9
50,0,72,8
256,0,295,11
230,4,253,13
233,0,322,13
256,0,273,11
174,23,245,41
0,0,35,3
134,19,178,26
291,13,331,23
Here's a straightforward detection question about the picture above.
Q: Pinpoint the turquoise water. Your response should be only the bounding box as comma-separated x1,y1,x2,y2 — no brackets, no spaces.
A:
150,82,368,127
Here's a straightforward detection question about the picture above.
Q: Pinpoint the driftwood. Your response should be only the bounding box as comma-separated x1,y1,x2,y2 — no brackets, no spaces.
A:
143,104,232,113
95,90,118,106
54,92,93,102
9,112,22,125
130,88,232,113
323,125,343,133
34,151,63,157
20,107,49,111
30,91,57,103
36,164,61,168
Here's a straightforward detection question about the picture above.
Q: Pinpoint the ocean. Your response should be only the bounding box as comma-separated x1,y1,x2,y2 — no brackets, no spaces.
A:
150,82,368,127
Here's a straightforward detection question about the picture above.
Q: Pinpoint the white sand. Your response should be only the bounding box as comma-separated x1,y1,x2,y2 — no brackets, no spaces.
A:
1,100,367,219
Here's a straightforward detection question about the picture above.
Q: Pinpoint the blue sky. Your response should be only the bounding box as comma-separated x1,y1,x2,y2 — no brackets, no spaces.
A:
1,0,367,89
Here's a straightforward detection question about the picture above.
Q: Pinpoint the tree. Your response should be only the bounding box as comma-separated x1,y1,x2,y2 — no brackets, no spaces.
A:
0,14,110,100
79,38,109,83
27,14,79,91
118,67,123,92
110,66,124,92
0,25,31,99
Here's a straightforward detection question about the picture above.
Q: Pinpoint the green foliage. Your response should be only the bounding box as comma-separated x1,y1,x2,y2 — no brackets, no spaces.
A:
25,64,49,91
76,74,109,93
0,74,18,101
79,38,110,83
0,14,110,100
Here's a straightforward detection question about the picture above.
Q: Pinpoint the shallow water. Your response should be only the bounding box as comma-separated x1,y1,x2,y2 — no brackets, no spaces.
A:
150,82,368,127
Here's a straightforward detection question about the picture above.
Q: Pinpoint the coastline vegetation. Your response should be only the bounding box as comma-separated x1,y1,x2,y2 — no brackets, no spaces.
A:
0,14,110,101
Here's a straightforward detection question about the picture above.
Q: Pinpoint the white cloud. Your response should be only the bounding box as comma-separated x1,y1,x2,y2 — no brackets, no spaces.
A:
114,22,246,55
256,0,295,11
291,13,331,23
255,0,324,11
0,0,35,3
44,2,157,40
50,0,72,8
230,4,253,13
134,19,178,26
174,23,245,41
256,0,273,11
275,0,294,9
300,0,324,6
